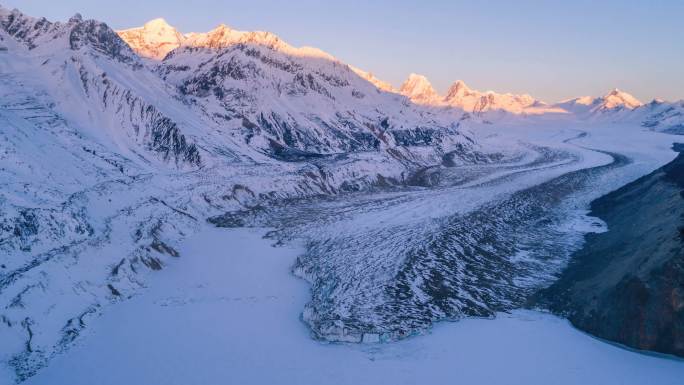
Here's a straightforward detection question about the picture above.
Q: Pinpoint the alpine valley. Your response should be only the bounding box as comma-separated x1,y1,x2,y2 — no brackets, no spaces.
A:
1,6,683,385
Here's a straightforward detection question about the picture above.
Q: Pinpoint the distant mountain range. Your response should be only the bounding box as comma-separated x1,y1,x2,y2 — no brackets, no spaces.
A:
114,17,683,127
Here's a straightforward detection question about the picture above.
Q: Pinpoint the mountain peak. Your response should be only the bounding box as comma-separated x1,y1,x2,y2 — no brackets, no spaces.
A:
445,80,473,100
117,18,184,59
142,17,174,31
118,17,337,63
600,88,642,110
213,23,232,31
453,79,469,89
399,74,440,104
69,13,83,23
182,23,283,51
406,73,429,81
201,23,233,37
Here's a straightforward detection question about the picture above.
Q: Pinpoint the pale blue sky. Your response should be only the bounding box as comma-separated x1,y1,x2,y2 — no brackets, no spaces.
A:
4,0,683,102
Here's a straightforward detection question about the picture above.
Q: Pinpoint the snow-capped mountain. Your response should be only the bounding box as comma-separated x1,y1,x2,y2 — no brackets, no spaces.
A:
555,89,644,118
640,99,684,134
398,74,549,116
545,89,683,131
598,88,643,110
118,20,475,164
443,79,541,115
397,75,660,121
114,18,678,130
116,18,184,60
0,9,229,378
116,15,399,99
399,73,442,105
444,80,480,108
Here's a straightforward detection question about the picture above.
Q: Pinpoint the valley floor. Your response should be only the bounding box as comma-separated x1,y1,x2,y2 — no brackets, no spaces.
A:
3,120,683,384
19,226,684,385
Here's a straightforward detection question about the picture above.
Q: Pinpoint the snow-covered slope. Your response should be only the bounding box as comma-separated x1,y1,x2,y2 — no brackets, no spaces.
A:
144,22,477,165
349,66,396,93
640,99,684,134
0,8,203,167
0,8,216,380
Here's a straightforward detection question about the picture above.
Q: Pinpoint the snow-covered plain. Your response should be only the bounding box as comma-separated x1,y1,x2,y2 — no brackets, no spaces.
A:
20,226,684,385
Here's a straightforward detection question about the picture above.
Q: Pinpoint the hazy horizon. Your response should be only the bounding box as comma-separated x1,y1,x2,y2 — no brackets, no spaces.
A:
4,0,683,103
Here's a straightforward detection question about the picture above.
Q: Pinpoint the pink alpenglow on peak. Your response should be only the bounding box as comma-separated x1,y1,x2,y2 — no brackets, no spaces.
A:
598,88,643,110
398,75,546,115
399,73,441,105
115,17,652,120
445,80,475,100
555,89,644,116
117,19,336,61
444,80,538,114
117,18,184,60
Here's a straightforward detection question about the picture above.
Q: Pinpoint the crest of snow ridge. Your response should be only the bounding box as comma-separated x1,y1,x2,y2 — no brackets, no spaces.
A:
399,73,542,115
0,6,138,64
0,6,202,167
116,19,335,62
114,16,680,125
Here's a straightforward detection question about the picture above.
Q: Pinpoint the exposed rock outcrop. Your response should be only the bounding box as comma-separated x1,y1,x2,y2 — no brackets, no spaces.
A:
536,143,684,357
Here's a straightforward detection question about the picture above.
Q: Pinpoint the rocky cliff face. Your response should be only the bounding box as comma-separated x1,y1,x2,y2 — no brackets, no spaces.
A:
536,143,684,357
